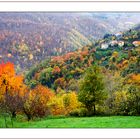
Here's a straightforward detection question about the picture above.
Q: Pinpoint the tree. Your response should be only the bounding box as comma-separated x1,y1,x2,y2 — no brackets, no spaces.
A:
125,74,140,115
47,94,65,116
127,85,140,115
39,67,53,88
54,77,66,90
52,66,61,75
104,71,126,114
23,85,54,120
110,90,128,115
48,92,80,116
78,65,107,115
0,62,25,118
62,92,80,115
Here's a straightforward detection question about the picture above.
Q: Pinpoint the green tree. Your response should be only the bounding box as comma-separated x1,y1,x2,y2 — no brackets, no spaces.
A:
78,65,107,115
127,85,140,115
39,68,53,88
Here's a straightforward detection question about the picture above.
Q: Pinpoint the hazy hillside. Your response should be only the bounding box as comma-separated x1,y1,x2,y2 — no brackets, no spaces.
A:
0,12,140,71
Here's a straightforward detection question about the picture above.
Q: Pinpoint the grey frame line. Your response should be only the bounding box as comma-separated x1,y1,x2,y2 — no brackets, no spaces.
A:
0,138,139,140
1,11,140,12
0,1,140,2
0,138,140,140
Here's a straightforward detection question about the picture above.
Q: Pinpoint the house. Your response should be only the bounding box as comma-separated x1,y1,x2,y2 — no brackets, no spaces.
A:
100,43,109,49
110,40,118,47
7,53,12,58
118,41,125,47
132,41,140,47
115,32,123,39
29,54,34,60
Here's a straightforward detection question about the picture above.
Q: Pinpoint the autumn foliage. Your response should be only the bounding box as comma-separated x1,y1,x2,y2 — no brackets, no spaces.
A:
1,31,140,122
48,92,80,116
0,62,82,120
0,62,25,117
23,85,54,120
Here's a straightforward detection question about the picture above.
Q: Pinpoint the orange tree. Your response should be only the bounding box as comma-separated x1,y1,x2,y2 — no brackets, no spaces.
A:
23,84,54,120
0,62,25,118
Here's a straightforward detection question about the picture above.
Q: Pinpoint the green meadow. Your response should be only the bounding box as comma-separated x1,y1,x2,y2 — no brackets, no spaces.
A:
0,116,140,128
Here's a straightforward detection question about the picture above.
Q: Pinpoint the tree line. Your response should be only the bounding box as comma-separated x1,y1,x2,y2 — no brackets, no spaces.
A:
0,61,140,124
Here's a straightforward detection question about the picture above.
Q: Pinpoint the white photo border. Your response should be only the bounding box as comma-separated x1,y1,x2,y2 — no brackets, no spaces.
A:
0,1,140,139
0,2,140,11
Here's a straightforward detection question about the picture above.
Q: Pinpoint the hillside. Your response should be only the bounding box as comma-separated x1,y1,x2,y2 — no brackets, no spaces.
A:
25,26,140,92
1,13,140,71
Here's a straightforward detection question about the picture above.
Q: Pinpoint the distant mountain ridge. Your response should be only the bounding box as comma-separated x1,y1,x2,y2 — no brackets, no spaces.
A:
0,13,140,71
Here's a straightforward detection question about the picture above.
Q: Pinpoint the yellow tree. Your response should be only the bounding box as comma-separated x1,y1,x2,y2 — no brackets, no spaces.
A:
48,92,80,116
62,92,80,115
48,95,65,116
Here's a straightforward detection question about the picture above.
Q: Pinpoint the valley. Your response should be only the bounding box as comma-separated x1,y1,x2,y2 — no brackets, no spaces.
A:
0,12,140,71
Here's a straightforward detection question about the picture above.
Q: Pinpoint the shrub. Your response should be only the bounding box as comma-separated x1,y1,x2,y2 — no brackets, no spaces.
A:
69,108,88,117
48,92,81,116
23,85,54,120
47,95,65,116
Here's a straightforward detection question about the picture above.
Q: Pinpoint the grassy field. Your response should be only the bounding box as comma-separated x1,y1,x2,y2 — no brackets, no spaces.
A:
0,115,140,128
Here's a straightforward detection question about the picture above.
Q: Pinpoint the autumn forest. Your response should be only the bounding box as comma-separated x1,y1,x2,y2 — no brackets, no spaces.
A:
0,13,140,128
